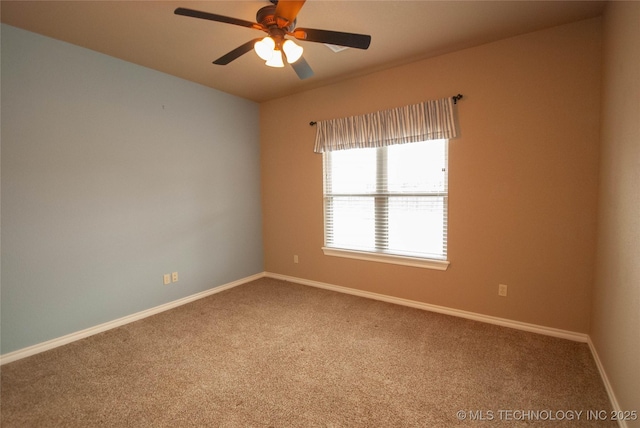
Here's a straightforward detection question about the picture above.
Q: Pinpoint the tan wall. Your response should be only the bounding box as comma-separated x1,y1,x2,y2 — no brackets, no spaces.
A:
592,1,640,419
261,18,601,333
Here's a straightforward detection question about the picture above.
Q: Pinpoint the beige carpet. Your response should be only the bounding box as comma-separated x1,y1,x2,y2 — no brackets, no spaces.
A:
1,277,615,427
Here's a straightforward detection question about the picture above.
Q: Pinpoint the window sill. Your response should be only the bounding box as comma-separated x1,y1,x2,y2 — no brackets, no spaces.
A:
321,247,450,271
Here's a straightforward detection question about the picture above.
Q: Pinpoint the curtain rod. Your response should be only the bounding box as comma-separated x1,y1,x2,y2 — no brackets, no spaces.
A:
309,94,463,126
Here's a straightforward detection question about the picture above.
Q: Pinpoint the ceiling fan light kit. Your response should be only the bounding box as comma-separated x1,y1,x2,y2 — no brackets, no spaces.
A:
174,0,371,80
255,37,304,67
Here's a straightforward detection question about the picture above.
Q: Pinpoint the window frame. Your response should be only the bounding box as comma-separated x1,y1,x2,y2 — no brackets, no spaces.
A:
322,140,450,271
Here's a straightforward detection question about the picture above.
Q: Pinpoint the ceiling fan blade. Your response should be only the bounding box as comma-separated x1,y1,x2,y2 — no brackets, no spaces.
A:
213,39,263,65
294,28,371,50
275,0,306,27
175,7,262,31
290,56,314,80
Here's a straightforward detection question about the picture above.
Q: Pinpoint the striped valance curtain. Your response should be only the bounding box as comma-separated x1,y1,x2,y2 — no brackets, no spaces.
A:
313,97,458,153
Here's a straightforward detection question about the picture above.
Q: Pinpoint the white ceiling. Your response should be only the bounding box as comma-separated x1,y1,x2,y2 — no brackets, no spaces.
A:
1,0,606,103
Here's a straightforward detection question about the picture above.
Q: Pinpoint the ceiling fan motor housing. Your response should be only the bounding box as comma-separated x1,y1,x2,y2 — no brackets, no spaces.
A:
257,5,296,33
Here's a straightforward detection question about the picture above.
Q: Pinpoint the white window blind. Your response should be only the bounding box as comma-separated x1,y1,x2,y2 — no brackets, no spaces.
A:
323,139,448,261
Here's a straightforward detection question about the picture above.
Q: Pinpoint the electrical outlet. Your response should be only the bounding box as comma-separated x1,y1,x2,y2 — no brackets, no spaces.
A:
294,255,299,264
163,274,171,285
172,272,178,282
498,284,508,297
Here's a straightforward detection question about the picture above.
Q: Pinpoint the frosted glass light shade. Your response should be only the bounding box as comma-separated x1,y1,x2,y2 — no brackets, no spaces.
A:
254,37,275,61
282,40,303,63
265,51,285,68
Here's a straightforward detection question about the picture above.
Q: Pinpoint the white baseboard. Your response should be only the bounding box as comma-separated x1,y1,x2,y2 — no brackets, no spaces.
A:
265,272,589,342
0,272,266,365
587,338,627,428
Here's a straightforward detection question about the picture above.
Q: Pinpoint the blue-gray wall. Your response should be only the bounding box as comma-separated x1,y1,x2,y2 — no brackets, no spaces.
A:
1,24,264,354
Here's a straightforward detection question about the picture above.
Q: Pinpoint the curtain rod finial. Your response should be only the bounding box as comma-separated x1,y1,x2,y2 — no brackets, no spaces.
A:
453,94,463,104
309,121,317,126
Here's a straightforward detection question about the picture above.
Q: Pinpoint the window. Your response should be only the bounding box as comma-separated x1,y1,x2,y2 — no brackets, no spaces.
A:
315,96,459,269
323,139,449,270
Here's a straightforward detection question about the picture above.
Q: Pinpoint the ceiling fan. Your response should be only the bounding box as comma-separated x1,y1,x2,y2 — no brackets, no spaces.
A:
174,0,372,80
